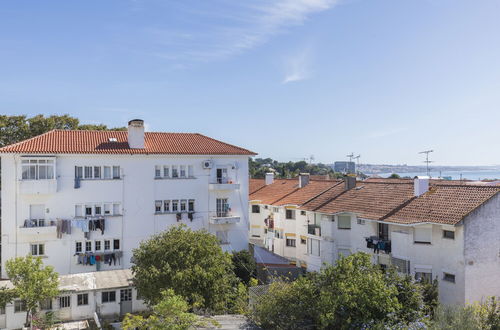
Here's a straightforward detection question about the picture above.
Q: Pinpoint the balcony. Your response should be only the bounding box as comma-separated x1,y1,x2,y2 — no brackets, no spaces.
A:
308,224,321,236
365,237,391,254
209,212,240,225
19,179,57,195
209,177,240,190
19,219,57,236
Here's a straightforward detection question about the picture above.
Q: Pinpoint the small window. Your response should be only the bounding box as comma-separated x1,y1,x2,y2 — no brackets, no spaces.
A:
75,205,83,217
31,244,44,256
59,296,71,308
75,242,82,253
357,219,366,225
338,215,351,229
172,166,179,178
415,272,432,283
103,166,111,179
104,203,112,215
172,200,179,212
285,209,295,220
163,166,170,178
300,210,306,216
84,166,93,179
180,200,186,212
300,238,306,245
286,238,296,247
102,291,116,303
180,165,186,178
155,165,161,178
77,293,88,306
273,207,279,213
113,239,120,250
188,165,194,177
85,241,92,252
155,200,162,213
414,227,432,244
104,240,110,251
95,205,102,215
188,200,195,212
85,206,93,216
252,205,260,214
94,166,101,179
95,241,101,251
443,230,455,240
112,166,120,179
443,273,456,283
40,298,52,311
75,166,83,179
14,300,27,313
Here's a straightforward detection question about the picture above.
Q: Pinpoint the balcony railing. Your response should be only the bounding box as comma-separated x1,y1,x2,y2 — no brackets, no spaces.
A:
209,212,240,225
366,237,391,254
308,224,321,236
22,219,56,228
209,178,240,190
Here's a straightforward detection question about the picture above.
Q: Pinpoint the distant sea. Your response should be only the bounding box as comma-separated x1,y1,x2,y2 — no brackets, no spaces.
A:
375,170,500,181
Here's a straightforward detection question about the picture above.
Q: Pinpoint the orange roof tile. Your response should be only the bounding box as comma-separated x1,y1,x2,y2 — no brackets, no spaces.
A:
274,180,340,206
0,130,256,155
249,179,266,194
249,179,299,205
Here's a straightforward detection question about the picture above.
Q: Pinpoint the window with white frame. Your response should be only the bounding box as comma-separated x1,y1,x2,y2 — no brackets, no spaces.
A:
112,166,120,179
164,200,170,212
172,166,179,178
285,209,295,220
252,205,260,213
94,166,101,179
188,200,195,212
180,165,186,178
85,241,92,252
188,165,194,177
443,273,456,283
31,243,45,256
414,226,432,244
172,200,179,212
155,200,162,213
103,166,111,179
338,215,351,229
155,165,161,177
120,288,132,302
75,242,82,253
21,159,55,180
75,203,121,217
95,240,101,251
272,207,279,213
104,240,111,251
308,238,320,256
84,166,93,179
163,166,170,177
180,200,187,211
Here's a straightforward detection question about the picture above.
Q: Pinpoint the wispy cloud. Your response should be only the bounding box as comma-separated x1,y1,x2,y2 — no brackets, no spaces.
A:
283,47,313,83
137,0,339,63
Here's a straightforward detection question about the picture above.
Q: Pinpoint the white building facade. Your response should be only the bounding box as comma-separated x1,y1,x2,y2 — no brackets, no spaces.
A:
0,120,255,277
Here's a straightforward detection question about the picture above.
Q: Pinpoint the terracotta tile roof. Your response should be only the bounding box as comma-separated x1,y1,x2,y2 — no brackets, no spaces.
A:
274,180,340,206
249,179,266,194
0,130,256,155
300,182,347,211
384,185,500,225
249,179,298,205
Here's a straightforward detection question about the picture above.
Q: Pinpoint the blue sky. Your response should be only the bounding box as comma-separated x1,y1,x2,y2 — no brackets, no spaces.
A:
1,0,500,165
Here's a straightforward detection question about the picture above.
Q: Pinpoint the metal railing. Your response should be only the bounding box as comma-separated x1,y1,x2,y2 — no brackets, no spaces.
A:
308,224,321,236
213,177,235,184
22,219,55,228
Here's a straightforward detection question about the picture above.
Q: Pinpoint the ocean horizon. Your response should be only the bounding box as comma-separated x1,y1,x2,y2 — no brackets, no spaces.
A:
373,170,500,181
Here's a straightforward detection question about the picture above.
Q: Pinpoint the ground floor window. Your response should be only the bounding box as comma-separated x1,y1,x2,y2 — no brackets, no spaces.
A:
77,293,89,306
59,296,71,308
14,300,26,313
102,291,116,303
286,238,296,247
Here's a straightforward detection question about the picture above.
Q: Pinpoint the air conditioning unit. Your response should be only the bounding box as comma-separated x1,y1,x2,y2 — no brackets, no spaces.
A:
202,160,213,169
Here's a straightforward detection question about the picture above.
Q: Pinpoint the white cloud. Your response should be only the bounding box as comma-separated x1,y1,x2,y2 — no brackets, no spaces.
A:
283,47,313,83
140,0,339,62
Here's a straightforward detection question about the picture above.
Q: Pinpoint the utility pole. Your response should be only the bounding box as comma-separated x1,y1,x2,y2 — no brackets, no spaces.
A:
418,150,434,177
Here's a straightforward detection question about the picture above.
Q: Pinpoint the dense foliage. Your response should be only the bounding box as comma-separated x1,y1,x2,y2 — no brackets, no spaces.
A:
5,256,60,327
231,250,257,286
0,114,125,148
250,253,428,329
249,158,343,179
131,225,240,313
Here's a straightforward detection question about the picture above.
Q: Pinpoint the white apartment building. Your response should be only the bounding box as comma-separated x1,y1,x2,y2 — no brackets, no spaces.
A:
0,119,255,278
249,174,500,304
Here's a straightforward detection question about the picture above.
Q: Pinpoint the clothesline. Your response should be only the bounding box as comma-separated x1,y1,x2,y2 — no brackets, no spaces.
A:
56,218,106,239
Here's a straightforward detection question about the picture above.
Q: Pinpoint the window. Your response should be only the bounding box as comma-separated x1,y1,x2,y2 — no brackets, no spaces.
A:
180,165,186,178
391,257,410,274
94,166,101,179
75,205,83,217
172,166,179,178
40,298,52,310
300,210,306,216
84,166,93,179
120,289,132,302
59,296,71,308
104,240,110,251
77,293,88,306
216,231,229,244
163,166,170,177
300,237,307,245
31,244,44,256
102,291,116,303
103,166,111,179
104,203,111,215
85,205,92,216
112,166,120,179
0,305,5,315
443,230,455,240
415,272,432,283
95,205,102,215
113,239,120,250
357,219,366,225
252,205,260,213
272,207,279,213
75,166,83,178
14,300,27,313
443,273,456,283
75,242,82,253
308,239,320,256
286,238,296,247
414,226,432,244
113,203,121,215
285,209,295,220
180,200,186,211
155,200,162,213
21,159,54,180
172,200,179,212
164,200,170,212
188,200,195,212
274,230,283,239
250,226,260,238
85,241,92,252
95,241,101,251
155,165,161,177
188,165,194,177
338,215,351,229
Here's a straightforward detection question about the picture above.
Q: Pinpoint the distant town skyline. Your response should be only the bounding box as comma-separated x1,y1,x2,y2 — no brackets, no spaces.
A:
1,0,500,165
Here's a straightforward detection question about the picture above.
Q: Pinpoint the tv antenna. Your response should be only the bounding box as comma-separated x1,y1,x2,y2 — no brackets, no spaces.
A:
353,155,361,173
418,150,434,177
346,153,354,162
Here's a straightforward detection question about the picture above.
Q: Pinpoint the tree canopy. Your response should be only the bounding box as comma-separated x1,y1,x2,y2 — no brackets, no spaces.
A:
0,114,125,148
131,225,239,313
249,157,343,179
5,255,59,327
231,250,257,286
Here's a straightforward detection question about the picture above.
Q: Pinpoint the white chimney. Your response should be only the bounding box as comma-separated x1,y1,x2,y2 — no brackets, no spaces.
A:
265,172,274,185
299,173,310,188
128,119,145,149
414,176,430,196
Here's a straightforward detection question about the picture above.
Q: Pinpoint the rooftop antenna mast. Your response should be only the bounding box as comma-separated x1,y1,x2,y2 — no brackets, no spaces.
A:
419,150,434,177
346,153,354,162
353,155,360,174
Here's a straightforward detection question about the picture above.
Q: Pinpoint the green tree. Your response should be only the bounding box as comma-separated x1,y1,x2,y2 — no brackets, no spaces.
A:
421,277,439,317
131,225,238,312
5,255,59,327
122,289,214,330
231,250,257,286
389,173,401,179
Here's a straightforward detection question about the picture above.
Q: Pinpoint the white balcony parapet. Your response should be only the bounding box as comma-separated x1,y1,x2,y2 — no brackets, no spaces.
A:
19,179,57,195
209,212,240,225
